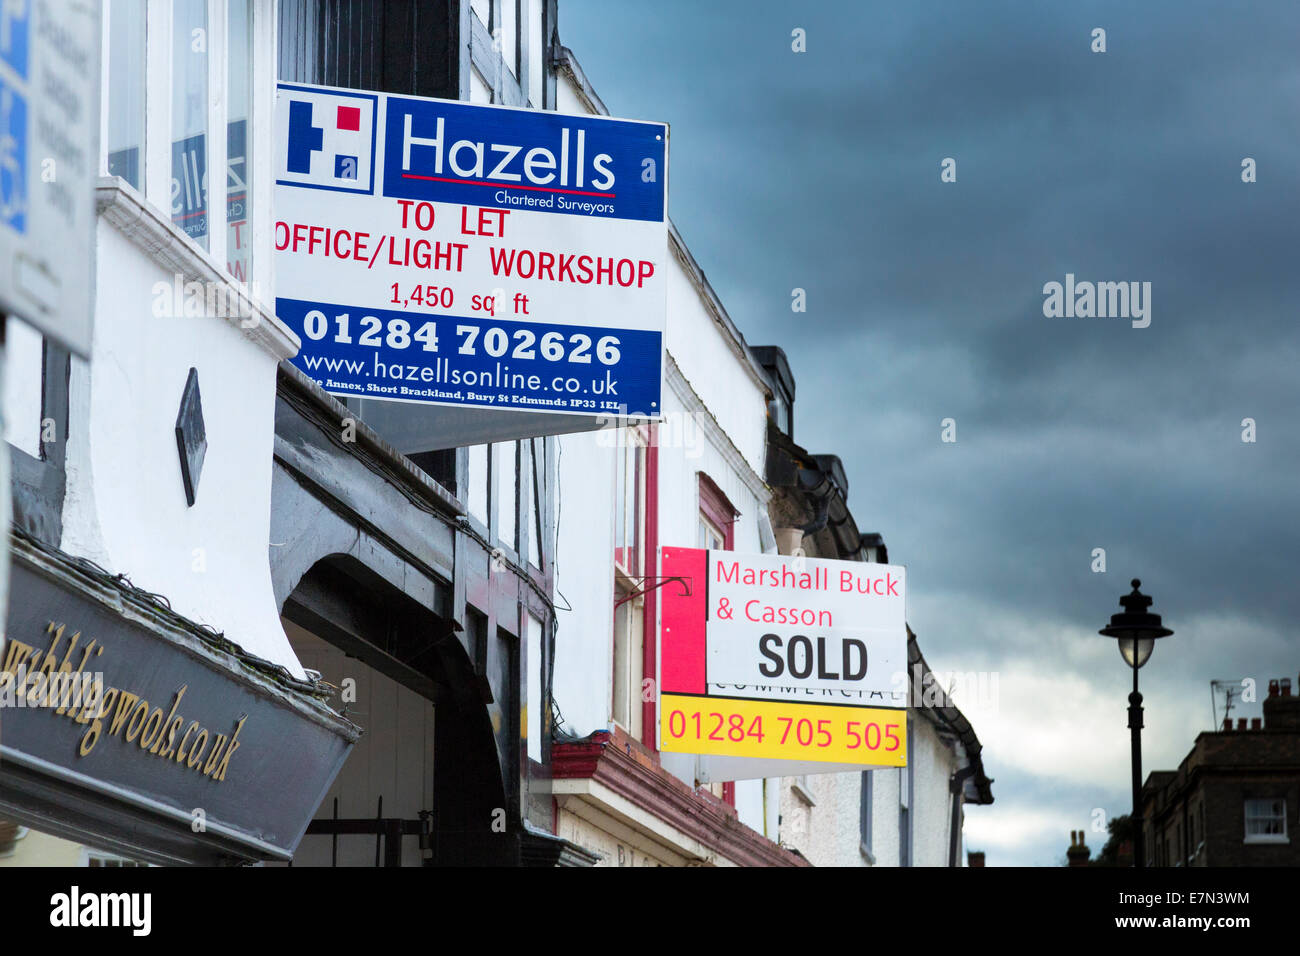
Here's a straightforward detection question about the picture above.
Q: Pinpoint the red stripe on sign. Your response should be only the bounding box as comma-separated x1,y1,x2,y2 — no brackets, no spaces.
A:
660,547,708,695
400,172,617,198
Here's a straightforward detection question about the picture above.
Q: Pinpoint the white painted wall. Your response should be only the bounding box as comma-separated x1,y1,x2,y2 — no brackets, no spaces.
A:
780,772,867,867
551,66,771,839
662,264,767,479
871,766,901,866
778,712,962,866
59,215,305,676
910,714,960,866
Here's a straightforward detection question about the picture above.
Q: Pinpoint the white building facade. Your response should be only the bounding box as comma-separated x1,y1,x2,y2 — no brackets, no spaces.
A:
2,0,991,868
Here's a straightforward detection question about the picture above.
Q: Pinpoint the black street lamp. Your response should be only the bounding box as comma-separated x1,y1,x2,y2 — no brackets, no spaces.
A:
1099,579,1173,868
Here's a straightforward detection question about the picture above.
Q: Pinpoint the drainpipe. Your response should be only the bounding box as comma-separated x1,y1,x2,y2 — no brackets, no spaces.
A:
949,763,977,866
800,492,831,536
798,465,835,538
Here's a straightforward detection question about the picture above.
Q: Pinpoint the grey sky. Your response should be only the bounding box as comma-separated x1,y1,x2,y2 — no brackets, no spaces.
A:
561,0,1300,864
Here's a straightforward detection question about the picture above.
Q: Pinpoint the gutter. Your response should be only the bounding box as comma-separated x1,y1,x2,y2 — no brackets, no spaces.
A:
908,630,995,806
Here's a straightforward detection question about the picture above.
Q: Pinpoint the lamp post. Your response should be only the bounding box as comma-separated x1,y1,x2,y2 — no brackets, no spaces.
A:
1099,579,1173,868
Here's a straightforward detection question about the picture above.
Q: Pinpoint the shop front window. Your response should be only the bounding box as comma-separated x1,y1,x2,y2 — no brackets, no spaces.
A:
106,0,147,188
172,0,210,249
227,0,253,279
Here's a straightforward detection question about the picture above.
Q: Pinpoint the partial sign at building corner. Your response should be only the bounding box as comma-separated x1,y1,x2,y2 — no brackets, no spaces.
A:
658,547,909,777
273,82,668,423
0,0,99,357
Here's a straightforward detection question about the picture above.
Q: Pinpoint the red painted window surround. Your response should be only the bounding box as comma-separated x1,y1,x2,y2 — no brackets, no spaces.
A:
698,472,737,549
699,472,738,805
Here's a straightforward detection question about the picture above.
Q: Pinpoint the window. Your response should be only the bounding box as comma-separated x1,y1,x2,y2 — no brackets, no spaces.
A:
526,613,543,763
83,848,150,867
500,0,519,79
771,388,792,436
697,472,737,805
3,318,44,458
525,438,543,569
106,0,147,187
697,473,736,551
4,316,70,543
612,428,648,736
468,444,489,525
610,586,645,737
1244,798,1288,843
464,440,536,563
494,442,517,552
172,0,210,249
614,430,646,576
227,0,253,279
104,1,266,279
698,515,725,550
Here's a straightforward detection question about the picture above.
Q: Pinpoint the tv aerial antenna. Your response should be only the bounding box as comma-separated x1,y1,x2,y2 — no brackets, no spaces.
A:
1210,679,1246,729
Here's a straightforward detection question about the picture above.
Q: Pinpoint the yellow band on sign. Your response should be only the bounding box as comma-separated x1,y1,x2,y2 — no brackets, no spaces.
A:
659,693,907,766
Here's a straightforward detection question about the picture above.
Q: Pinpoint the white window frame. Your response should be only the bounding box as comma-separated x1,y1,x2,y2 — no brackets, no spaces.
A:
611,427,648,735
613,428,648,583
493,440,519,555
103,0,276,289
81,847,152,867
1244,797,1289,844
610,580,644,737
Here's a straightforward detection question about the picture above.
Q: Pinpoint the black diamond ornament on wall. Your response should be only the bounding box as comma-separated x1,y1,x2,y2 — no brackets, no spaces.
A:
175,367,207,507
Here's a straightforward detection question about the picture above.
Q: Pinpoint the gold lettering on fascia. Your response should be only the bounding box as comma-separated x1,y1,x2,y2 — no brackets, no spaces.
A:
0,621,249,782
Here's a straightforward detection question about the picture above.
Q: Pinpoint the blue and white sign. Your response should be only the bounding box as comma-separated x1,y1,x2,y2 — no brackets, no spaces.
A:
0,0,99,356
274,83,668,419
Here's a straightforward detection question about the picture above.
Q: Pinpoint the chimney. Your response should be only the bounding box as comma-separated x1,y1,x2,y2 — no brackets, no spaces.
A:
774,527,804,556
1222,717,1233,732
1251,717,1263,730
1269,679,1280,697
1263,676,1300,730
967,851,985,868
1237,718,1248,731
1067,830,1091,867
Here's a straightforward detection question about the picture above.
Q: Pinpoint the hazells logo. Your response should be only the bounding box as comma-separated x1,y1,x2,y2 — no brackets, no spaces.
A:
274,86,377,194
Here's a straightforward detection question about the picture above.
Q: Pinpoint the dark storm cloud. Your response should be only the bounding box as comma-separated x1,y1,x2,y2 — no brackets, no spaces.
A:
561,0,1300,864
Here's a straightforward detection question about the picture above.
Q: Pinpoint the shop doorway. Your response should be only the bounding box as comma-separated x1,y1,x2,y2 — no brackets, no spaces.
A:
281,622,435,867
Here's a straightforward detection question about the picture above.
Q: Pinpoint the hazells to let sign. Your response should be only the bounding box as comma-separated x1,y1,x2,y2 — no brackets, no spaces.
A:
659,547,908,768
273,83,668,418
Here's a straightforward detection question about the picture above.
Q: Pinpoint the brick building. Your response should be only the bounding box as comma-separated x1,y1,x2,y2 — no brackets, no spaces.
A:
1142,675,1300,867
